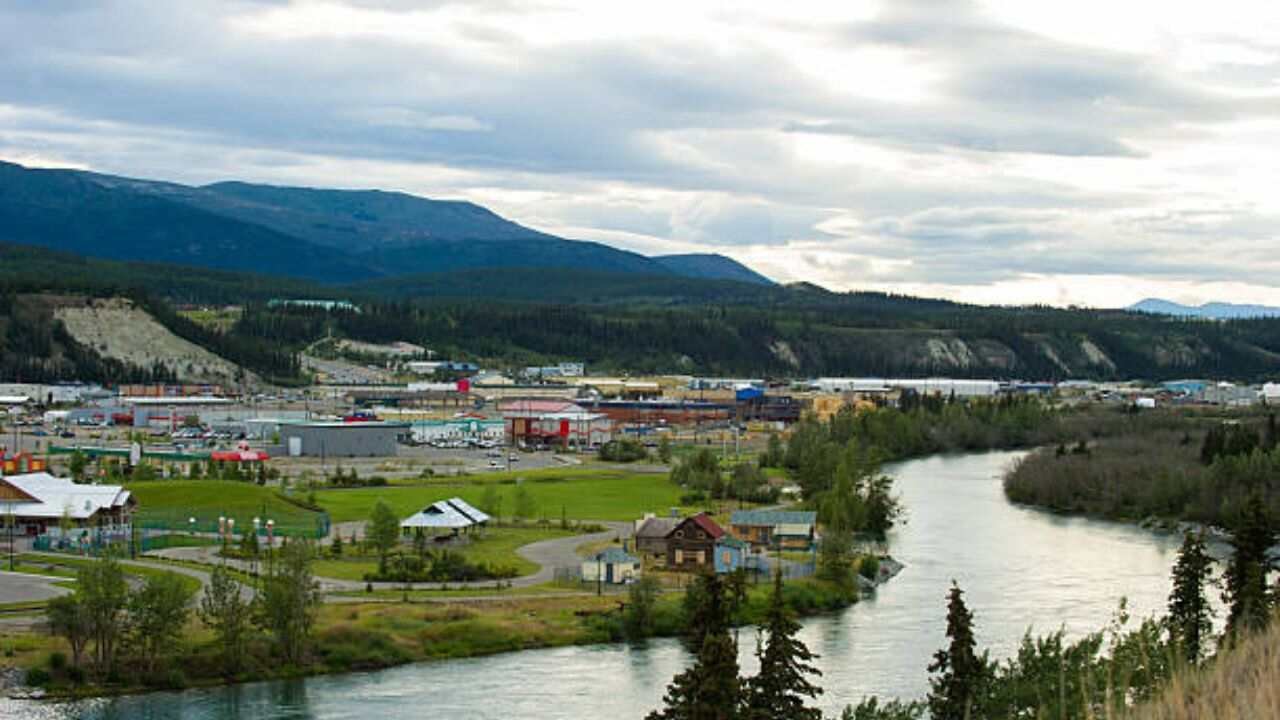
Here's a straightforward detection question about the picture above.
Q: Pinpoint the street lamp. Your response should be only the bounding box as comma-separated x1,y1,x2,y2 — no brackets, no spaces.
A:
252,517,262,578
188,516,196,537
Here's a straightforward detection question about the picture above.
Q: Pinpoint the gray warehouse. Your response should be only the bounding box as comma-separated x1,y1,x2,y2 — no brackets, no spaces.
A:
278,421,410,458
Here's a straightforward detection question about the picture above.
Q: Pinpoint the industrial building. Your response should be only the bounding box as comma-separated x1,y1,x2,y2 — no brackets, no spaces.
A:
276,420,411,457
500,400,612,448
811,377,1001,398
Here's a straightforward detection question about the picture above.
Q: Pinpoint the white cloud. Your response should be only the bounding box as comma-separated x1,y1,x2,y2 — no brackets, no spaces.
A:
1,0,1279,307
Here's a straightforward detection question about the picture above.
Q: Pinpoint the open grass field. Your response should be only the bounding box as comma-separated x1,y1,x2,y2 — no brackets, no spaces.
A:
127,480,327,536
316,466,689,523
314,526,579,580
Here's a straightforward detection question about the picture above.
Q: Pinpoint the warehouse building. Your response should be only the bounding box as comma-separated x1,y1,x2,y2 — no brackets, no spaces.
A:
277,420,411,458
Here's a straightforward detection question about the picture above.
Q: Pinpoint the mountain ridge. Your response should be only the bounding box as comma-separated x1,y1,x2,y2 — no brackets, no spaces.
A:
0,159,768,284
1129,298,1280,320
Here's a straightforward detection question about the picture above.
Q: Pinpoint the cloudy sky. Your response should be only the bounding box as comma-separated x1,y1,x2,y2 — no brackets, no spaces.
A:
3,0,1279,308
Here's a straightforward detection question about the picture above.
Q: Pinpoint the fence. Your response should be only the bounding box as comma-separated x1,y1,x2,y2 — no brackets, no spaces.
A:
134,509,331,540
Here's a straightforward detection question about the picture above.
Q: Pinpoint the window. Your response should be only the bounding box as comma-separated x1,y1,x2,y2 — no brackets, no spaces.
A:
675,549,684,564
695,551,705,564
722,551,731,565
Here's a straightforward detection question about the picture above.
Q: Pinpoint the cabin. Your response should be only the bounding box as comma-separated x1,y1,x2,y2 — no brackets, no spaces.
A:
400,497,490,540
581,547,642,585
730,510,817,551
665,513,724,571
634,516,676,562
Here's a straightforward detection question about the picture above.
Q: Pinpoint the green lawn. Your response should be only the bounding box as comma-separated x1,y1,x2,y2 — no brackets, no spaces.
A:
18,554,203,596
315,466,686,524
126,480,326,536
314,526,578,581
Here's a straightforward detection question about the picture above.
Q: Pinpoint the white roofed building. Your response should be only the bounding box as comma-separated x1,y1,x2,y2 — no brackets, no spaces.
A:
0,472,135,537
400,497,491,537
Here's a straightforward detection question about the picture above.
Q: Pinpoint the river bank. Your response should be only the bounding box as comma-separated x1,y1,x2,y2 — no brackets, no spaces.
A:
3,572,862,702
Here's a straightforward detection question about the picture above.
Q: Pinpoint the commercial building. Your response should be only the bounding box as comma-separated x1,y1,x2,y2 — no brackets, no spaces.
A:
811,377,1001,398
500,400,612,448
0,472,134,537
410,418,505,443
277,420,411,457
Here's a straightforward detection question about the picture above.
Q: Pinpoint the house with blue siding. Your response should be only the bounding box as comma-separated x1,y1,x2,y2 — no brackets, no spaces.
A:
714,537,750,574
729,510,817,551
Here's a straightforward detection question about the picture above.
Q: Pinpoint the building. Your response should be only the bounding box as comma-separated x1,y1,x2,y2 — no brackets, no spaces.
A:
634,516,677,561
400,497,490,538
713,537,750,574
665,513,725,571
0,472,134,537
525,362,586,380
730,510,817,551
500,400,612,448
1197,382,1259,407
277,420,411,457
0,452,47,475
581,547,642,584
812,377,1000,398
1264,382,1280,405
410,419,505,444
581,399,732,428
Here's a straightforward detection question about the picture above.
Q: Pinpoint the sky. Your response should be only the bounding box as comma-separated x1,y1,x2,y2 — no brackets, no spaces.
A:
2,0,1280,308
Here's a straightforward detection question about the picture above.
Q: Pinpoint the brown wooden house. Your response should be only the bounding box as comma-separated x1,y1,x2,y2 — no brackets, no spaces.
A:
665,513,725,571
634,517,676,563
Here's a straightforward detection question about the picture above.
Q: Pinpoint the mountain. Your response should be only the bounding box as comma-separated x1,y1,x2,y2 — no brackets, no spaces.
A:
653,253,773,285
0,161,376,282
0,160,764,282
1129,298,1280,320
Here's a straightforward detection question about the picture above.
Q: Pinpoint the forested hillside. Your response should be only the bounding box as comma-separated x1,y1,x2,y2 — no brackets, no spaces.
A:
6,239,1280,382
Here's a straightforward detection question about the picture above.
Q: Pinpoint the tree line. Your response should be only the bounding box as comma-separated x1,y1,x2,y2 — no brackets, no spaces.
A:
44,542,321,688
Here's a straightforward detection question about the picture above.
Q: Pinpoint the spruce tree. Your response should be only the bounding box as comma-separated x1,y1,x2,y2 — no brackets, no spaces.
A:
1167,531,1214,663
745,571,823,720
927,582,989,720
1222,493,1276,638
648,573,743,720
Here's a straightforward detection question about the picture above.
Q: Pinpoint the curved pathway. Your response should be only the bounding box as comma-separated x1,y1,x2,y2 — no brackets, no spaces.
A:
146,521,633,594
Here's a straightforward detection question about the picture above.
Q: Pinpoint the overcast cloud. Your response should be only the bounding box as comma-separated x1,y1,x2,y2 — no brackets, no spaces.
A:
2,0,1280,307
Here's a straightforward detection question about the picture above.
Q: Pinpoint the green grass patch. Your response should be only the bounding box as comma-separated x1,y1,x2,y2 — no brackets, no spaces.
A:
315,466,687,523
20,554,203,596
314,526,579,581
127,480,327,536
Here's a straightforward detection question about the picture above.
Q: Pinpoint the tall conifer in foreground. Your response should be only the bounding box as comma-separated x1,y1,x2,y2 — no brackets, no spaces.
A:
1168,530,1214,663
927,582,989,720
1222,493,1276,639
745,570,823,720
648,573,743,720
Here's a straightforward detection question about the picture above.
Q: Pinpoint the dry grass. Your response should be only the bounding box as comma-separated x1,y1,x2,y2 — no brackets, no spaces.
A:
1128,621,1280,720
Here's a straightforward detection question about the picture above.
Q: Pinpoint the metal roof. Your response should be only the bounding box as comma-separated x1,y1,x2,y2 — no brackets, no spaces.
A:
1,473,131,519
730,510,817,527
400,497,491,530
590,547,639,564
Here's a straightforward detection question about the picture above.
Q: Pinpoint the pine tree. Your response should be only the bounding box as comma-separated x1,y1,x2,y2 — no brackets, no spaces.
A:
1222,493,1276,638
745,571,823,720
648,573,743,720
927,582,989,720
1167,531,1214,663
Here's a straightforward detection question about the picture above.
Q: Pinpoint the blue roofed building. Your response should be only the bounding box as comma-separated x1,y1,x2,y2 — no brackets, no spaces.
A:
729,510,817,551
581,546,642,585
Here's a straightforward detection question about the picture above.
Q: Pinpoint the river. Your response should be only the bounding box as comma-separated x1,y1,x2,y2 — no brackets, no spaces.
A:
6,450,1190,719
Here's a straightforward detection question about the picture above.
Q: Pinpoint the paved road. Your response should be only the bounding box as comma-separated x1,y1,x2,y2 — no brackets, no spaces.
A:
0,570,70,604
149,521,634,593
23,552,256,603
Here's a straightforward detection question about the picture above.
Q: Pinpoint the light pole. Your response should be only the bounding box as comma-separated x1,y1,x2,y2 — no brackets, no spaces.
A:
188,516,196,538
253,517,261,579
6,502,14,572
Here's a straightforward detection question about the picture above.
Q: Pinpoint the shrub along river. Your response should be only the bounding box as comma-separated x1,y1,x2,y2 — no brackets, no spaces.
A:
7,450,1191,719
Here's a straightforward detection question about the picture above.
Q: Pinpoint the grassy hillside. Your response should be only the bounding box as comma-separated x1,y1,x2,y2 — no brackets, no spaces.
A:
1129,620,1280,719
314,467,686,523
127,480,327,536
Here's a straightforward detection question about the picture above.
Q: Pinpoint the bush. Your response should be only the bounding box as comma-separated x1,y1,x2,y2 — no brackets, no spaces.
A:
25,668,50,687
859,555,881,581
599,439,650,463
48,651,67,671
